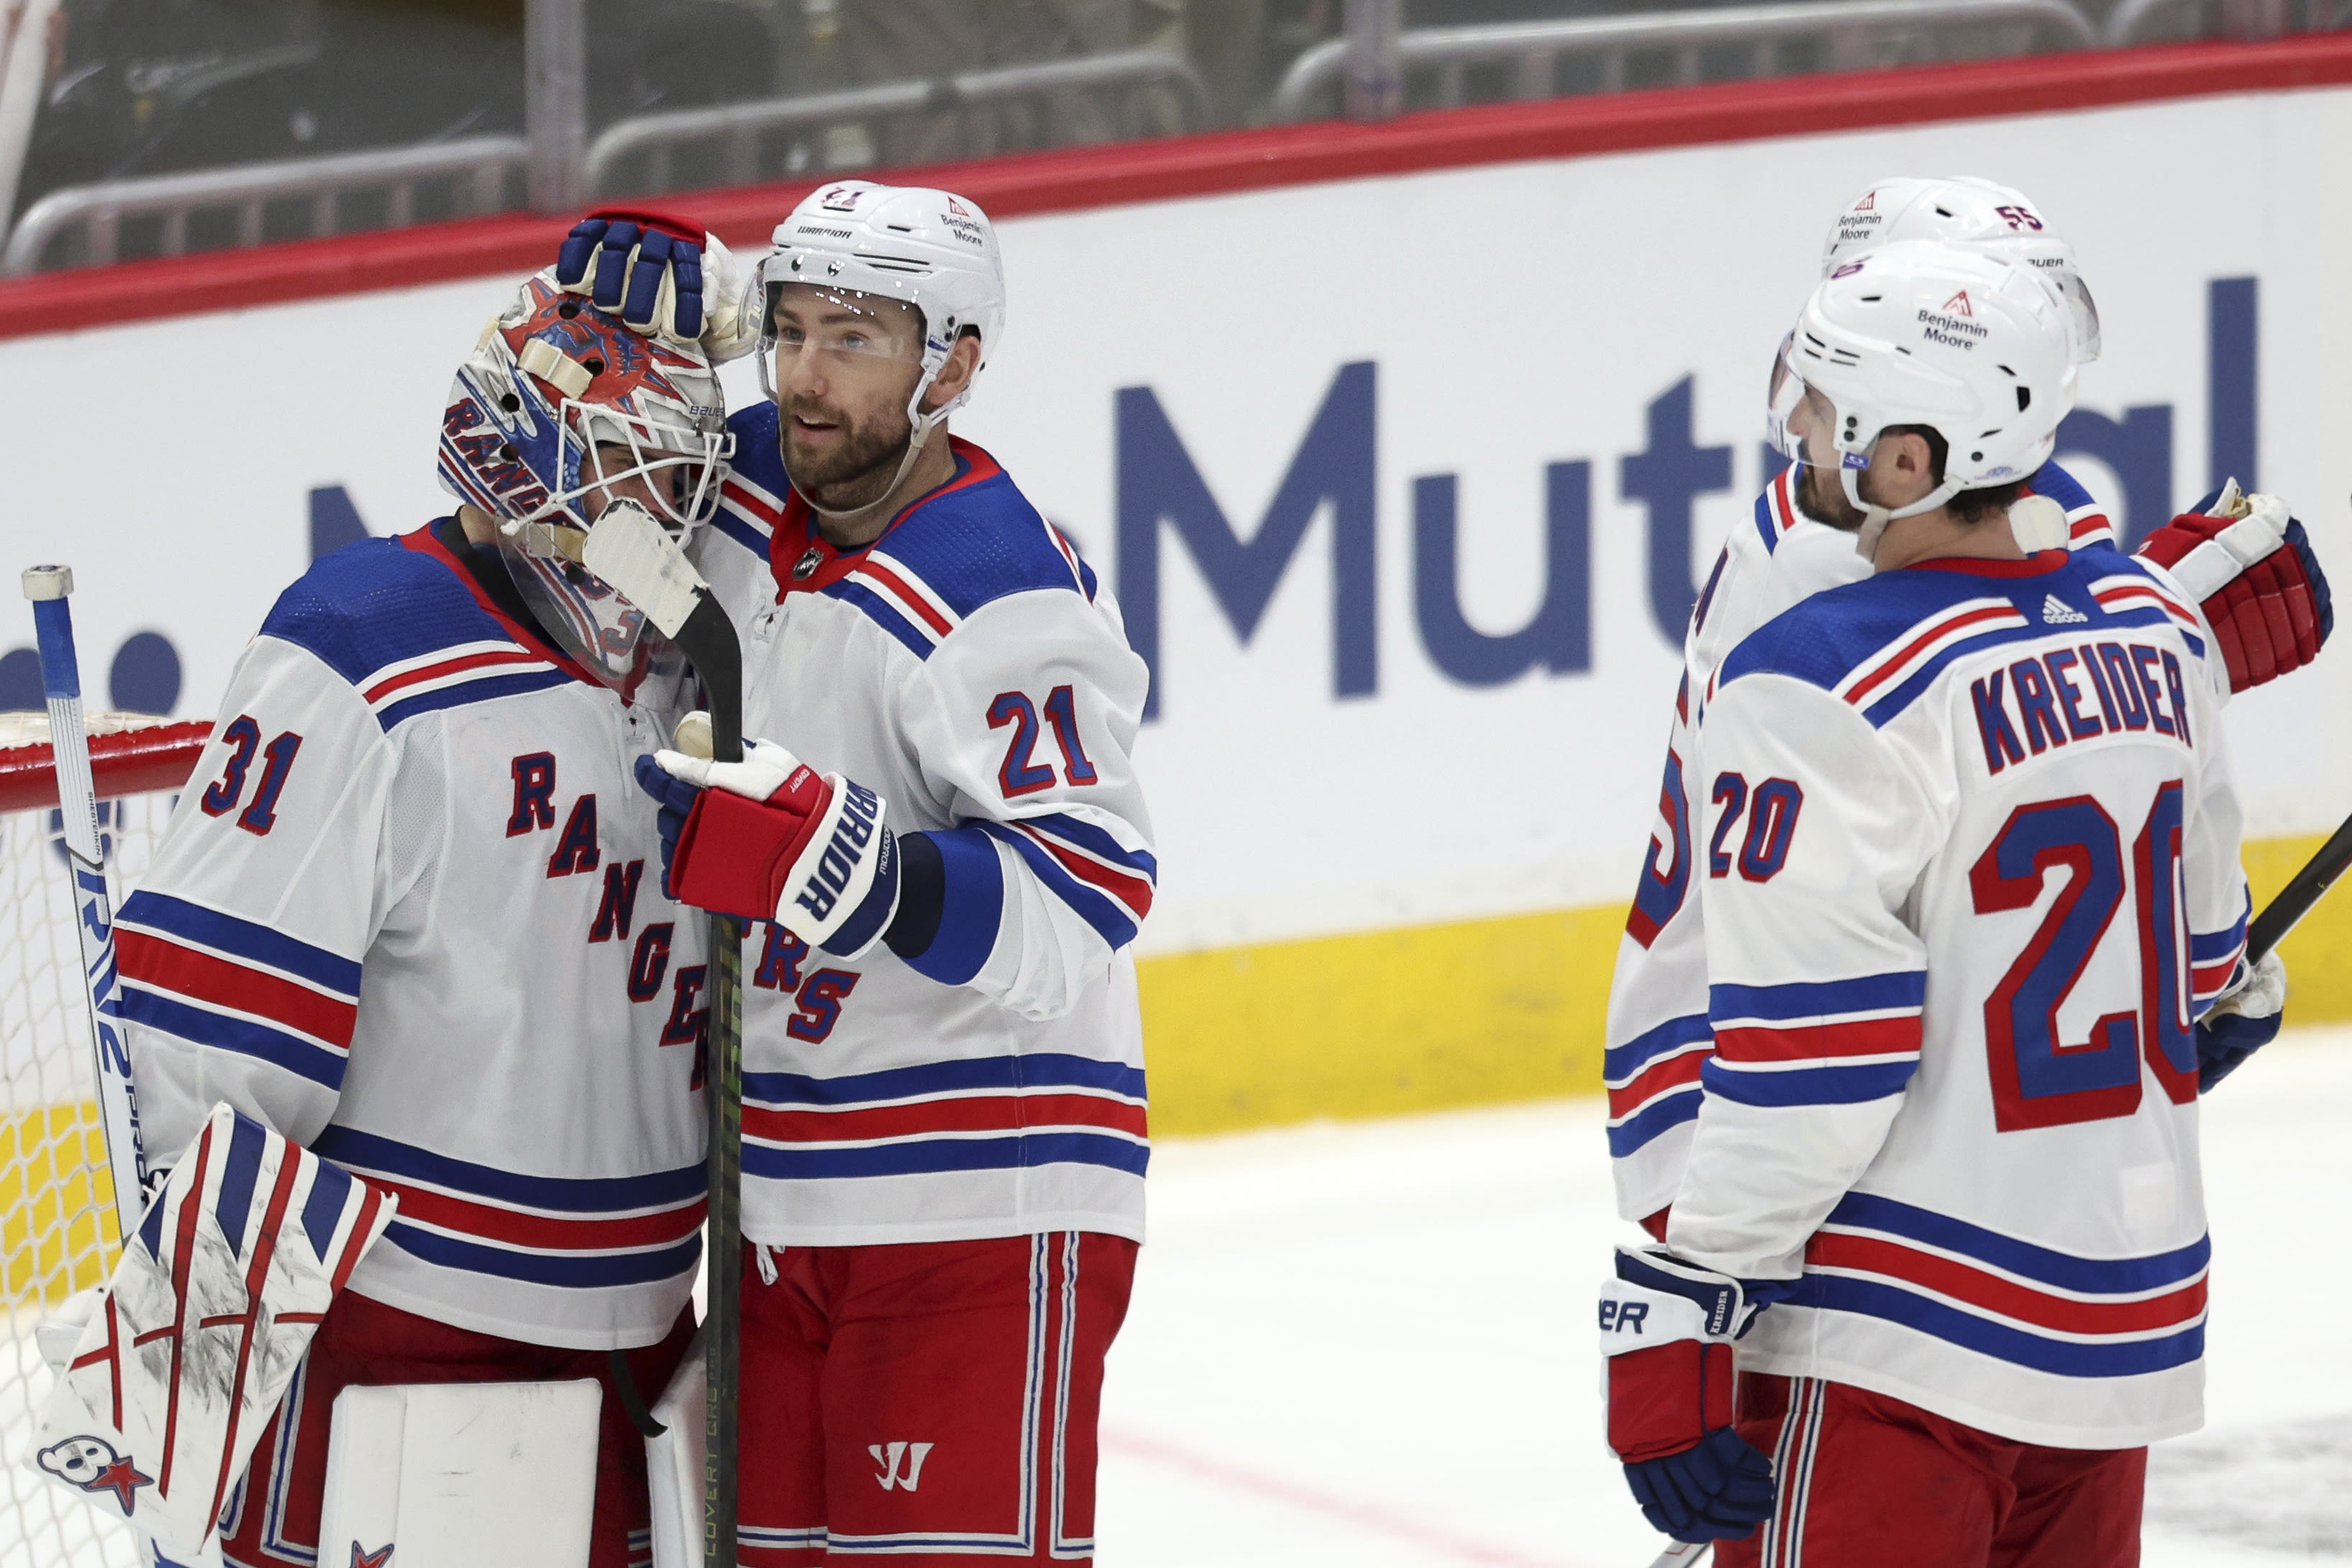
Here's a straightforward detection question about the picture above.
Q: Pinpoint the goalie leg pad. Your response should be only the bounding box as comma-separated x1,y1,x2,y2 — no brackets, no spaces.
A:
29,1103,396,1558
318,1380,604,1568
215,1294,695,1568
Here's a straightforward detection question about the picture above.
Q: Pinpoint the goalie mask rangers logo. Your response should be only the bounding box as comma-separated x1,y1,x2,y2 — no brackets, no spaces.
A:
37,1434,155,1515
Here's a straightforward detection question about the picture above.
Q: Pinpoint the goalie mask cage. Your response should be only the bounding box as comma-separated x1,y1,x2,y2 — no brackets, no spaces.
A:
0,713,207,1568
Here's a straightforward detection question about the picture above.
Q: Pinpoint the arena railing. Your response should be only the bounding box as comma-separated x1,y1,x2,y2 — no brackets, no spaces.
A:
2104,0,2351,46
583,52,1212,200
1272,0,2101,122
0,137,532,278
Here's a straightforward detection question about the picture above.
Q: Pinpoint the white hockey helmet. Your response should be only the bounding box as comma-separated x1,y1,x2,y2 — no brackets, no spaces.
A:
752,180,1007,427
1820,176,2100,364
1768,240,2077,528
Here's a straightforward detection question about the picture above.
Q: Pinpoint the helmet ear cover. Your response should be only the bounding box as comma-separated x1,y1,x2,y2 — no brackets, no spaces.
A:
1874,422,2026,525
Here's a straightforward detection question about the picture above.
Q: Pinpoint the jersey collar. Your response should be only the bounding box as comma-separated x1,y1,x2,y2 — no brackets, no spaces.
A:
401,521,606,690
1900,550,2071,579
766,436,1003,601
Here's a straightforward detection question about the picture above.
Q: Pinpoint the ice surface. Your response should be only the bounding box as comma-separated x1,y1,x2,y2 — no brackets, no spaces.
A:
1094,1024,2352,1565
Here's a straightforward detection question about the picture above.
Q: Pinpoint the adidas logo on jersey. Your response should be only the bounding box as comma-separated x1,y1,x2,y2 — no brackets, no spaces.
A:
2040,593,2089,624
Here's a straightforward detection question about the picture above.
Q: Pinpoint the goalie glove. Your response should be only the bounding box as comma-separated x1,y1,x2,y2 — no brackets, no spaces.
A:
2198,949,2287,1092
633,732,901,957
2137,486,2333,693
553,207,762,363
1600,1246,1778,1544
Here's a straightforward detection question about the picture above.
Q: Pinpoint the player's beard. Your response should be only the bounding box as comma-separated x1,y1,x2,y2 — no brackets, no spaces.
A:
1792,462,1869,532
778,393,916,514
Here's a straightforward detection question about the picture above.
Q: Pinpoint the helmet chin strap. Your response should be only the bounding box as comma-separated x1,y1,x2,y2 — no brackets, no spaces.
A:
1843,466,1961,568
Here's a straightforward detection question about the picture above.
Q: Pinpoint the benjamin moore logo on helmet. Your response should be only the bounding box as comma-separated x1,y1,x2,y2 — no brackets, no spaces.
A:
1917,291,1989,350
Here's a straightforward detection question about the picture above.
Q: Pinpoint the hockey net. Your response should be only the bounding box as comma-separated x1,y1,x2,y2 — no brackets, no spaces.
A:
0,713,208,1568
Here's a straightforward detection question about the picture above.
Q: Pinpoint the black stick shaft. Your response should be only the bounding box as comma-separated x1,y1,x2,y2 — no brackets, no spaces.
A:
2246,811,2352,966
703,912,743,1568
671,587,745,1568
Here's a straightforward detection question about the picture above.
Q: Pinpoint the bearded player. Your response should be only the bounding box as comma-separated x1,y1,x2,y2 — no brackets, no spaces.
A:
1603,241,2272,1562
1604,176,2328,1244
556,183,1151,1564
114,271,730,1568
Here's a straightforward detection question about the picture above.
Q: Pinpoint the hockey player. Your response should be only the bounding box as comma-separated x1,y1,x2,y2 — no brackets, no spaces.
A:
558,183,1152,1564
113,270,731,1568
1600,242,2272,1560
1605,176,2328,1234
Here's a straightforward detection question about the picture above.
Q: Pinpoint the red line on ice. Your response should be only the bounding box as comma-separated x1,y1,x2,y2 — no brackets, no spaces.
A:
1100,1427,1594,1568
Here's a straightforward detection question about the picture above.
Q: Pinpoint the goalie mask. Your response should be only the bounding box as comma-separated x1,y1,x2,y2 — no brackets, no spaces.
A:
1767,241,2077,550
438,272,733,690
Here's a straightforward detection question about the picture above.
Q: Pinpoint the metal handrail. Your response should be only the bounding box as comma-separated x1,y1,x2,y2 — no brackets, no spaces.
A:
3,135,529,276
1272,0,2097,121
586,50,1211,196
2103,0,2351,45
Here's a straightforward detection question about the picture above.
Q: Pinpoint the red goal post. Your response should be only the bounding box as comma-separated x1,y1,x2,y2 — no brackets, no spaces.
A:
1,712,208,1568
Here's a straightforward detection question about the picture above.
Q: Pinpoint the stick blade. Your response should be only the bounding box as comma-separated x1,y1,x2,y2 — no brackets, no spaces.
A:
580,501,710,639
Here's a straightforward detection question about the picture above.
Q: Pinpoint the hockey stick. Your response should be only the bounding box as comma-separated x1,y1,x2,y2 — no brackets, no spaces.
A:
22,565,147,1244
2243,808,2352,967
580,506,744,1568
1644,1543,1711,1567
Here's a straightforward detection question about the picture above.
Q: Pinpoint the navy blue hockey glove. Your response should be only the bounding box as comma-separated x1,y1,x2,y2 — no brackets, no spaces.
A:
632,752,698,901
553,208,759,360
1600,1246,1782,1543
1623,1426,1776,1543
2197,949,2286,1091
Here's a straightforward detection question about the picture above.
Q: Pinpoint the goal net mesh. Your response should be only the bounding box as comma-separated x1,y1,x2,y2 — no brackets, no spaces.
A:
1,713,207,1568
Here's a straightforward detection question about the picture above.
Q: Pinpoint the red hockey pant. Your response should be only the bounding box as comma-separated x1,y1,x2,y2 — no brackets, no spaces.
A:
217,1289,693,1568
736,1231,1138,1567
1718,1374,2146,1568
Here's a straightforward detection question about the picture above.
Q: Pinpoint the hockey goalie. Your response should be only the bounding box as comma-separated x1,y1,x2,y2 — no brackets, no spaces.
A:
29,268,731,1568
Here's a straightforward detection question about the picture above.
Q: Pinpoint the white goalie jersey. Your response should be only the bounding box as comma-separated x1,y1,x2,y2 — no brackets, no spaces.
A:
694,409,1154,1247
119,524,708,1351
1664,547,2248,1447
1605,460,2115,1223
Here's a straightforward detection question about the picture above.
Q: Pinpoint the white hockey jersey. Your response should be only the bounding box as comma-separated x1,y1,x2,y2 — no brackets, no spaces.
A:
121,524,708,1351
1667,546,2247,1447
1605,461,2116,1223
693,407,1154,1247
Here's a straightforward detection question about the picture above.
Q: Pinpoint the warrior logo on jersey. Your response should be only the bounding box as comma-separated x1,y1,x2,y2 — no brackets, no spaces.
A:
37,1435,155,1515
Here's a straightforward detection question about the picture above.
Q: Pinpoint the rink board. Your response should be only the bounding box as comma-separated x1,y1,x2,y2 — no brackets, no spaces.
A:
0,44,2349,1161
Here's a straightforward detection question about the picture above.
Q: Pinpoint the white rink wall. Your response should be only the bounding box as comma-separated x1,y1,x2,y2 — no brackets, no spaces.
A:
1,86,2348,957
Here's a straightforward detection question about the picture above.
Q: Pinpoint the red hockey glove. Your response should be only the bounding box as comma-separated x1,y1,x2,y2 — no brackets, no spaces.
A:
632,734,900,957
2136,492,2333,693
1601,1246,1779,1543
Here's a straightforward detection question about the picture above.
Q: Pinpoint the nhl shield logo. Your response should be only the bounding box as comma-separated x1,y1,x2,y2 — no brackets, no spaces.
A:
37,1435,155,1516
793,544,826,581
